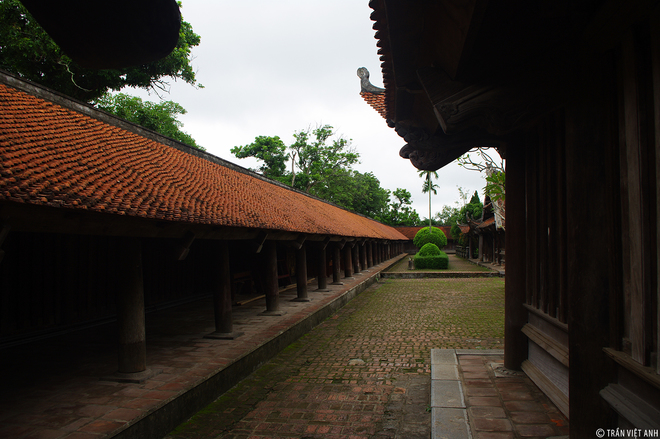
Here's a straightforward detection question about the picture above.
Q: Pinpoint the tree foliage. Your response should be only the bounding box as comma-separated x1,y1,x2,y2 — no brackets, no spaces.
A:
231,125,393,219
288,125,359,193
418,169,439,230
413,227,447,249
457,147,505,202
434,187,483,240
231,125,359,193
313,170,390,219
230,136,288,179
377,188,421,226
414,243,449,269
94,93,203,150
0,0,202,102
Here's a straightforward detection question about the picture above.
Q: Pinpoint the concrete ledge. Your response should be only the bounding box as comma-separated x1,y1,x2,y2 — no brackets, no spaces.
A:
431,349,472,439
113,255,406,439
381,271,501,279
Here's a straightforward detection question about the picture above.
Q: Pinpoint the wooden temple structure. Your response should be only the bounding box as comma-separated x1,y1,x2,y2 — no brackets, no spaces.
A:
359,0,660,433
0,67,406,365
456,198,505,265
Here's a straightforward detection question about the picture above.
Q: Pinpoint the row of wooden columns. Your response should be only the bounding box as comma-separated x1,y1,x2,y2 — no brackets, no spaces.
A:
112,237,401,381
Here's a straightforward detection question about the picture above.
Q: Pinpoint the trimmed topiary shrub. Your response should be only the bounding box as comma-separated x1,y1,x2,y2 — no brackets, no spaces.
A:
414,243,449,269
413,227,447,250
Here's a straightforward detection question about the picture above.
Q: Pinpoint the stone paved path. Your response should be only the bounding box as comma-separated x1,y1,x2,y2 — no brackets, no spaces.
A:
166,276,507,439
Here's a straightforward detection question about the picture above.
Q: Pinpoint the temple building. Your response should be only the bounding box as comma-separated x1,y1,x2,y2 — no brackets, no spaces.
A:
358,0,660,433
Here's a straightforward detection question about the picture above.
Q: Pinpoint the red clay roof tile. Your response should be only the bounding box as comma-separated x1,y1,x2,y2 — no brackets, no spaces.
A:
359,91,387,119
0,81,405,241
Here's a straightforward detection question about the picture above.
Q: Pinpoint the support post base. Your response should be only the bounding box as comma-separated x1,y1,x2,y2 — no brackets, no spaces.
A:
259,310,287,316
101,368,161,384
291,297,311,302
204,331,244,340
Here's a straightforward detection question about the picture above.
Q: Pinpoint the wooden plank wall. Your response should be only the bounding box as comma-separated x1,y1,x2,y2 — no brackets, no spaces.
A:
0,232,208,343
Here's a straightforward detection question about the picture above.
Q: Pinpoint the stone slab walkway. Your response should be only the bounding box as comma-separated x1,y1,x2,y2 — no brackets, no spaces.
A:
431,349,569,439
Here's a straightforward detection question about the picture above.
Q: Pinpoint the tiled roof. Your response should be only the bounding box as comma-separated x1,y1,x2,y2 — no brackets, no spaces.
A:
359,91,386,119
0,79,406,241
477,217,496,228
394,226,454,241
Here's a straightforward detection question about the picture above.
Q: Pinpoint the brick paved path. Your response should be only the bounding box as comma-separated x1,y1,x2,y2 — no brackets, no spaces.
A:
166,277,505,439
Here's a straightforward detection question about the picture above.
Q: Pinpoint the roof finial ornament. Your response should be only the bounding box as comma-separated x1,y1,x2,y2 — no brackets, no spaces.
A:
357,67,385,94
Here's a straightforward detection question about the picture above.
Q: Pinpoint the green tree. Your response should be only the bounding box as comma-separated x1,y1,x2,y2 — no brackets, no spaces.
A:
378,188,421,226
289,125,359,193
435,204,459,226
231,125,359,194
314,170,389,219
413,227,447,249
94,93,203,150
230,136,288,179
0,0,202,101
418,170,439,230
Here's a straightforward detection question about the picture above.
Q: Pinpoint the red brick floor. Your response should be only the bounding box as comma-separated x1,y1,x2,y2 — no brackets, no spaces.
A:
458,353,569,439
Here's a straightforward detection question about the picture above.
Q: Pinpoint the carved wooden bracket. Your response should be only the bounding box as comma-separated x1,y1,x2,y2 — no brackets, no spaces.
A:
397,123,505,171
175,230,196,261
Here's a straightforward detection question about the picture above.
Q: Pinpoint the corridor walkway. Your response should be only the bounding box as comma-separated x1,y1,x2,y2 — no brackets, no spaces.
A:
165,258,568,439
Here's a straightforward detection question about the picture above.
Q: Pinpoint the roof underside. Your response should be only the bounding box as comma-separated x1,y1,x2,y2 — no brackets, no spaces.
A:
365,0,608,171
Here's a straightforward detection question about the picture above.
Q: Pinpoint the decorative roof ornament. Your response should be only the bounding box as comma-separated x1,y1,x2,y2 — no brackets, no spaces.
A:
357,67,385,94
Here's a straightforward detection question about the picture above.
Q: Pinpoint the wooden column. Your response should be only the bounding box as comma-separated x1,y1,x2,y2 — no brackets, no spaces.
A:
360,242,368,270
316,242,330,291
504,139,528,370
113,238,154,382
261,240,284,315
343,243,353,278
206,241,243,339
565,53,616,435
367,241,373,267
352,243,361,274
293,242,310,302
331,242,343,285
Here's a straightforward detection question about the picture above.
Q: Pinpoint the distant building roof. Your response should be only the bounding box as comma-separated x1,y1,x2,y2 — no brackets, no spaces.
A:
0,73,405,241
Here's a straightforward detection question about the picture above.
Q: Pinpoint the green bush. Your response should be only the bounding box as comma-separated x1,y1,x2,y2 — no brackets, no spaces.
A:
417,243,441,256
413,227,447,249
414,243,449,269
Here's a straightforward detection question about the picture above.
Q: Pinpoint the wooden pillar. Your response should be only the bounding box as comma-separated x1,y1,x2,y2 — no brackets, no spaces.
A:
206,241,243,339
331,242,343,285
343,243,353,278
367,241,373,267
565,52,616,434
261,240,284,315
504,139,529,370
316,243,329,291
113,238,154,382
360,242,368,270
293,243,310,301
352,243,361,274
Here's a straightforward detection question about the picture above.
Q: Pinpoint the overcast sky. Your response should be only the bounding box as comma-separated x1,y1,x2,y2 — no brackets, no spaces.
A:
131,0,488,218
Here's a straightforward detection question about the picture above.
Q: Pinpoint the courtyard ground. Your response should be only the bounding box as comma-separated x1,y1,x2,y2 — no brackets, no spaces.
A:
166,259,567,439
